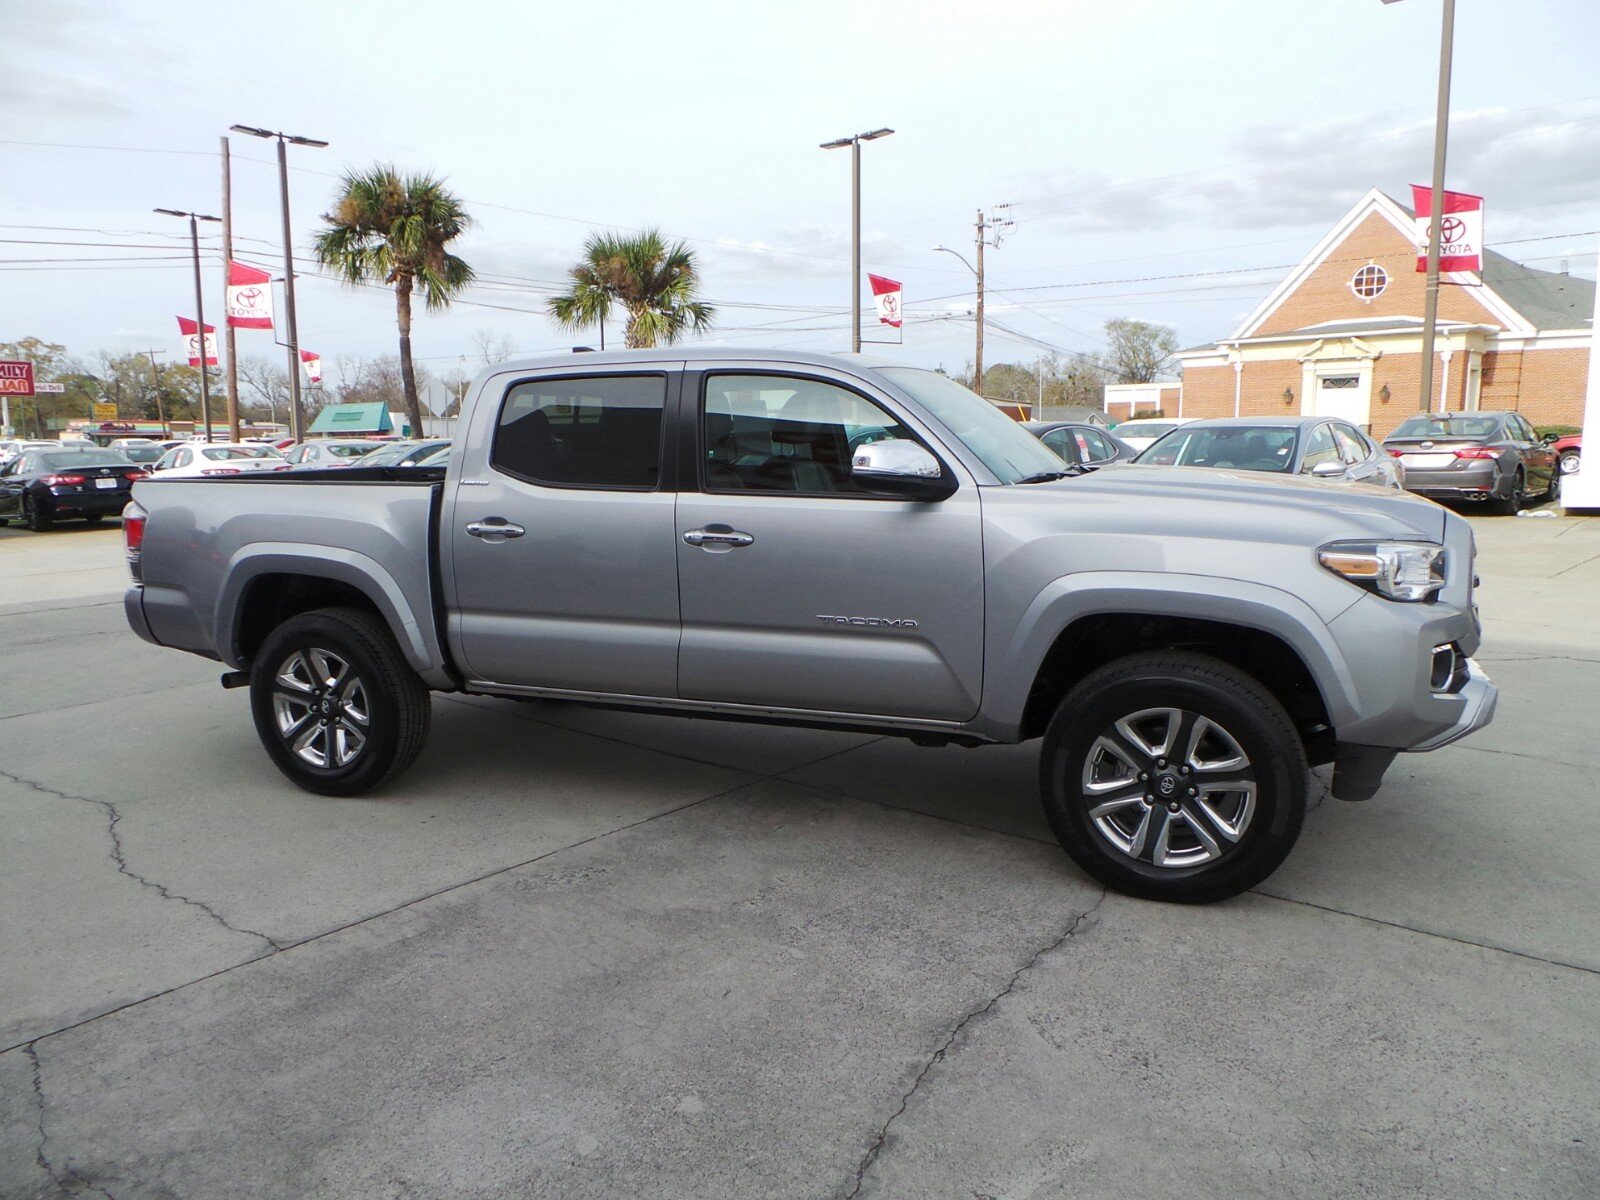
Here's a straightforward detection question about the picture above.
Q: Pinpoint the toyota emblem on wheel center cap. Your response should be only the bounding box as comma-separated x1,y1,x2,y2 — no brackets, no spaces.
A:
1157,775,1178,797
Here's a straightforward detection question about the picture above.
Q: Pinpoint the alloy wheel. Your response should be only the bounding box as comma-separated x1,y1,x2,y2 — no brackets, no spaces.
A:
1080,706,1257,868
270,647,370,769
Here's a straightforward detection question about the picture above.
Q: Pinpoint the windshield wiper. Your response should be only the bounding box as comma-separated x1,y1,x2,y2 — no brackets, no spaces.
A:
1014,469,1076,484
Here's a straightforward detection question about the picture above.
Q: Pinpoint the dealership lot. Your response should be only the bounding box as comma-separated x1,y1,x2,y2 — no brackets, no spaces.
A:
2,516,1597,1198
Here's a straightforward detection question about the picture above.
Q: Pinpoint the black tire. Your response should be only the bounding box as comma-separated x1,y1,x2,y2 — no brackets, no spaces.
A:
1492,468,1525,516
1547,468,1561,505
249,606,431,796
24,497,51,532
1039,651,1308,904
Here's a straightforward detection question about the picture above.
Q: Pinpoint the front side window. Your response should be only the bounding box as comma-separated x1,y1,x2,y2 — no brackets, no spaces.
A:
1331,423,1367,464
1300,425,1341,471
494,374,665,489
875,367,1063,484
702,373,916,495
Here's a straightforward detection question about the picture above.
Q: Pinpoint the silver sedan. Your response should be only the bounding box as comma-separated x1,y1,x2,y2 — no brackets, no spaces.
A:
1135,415,1404,488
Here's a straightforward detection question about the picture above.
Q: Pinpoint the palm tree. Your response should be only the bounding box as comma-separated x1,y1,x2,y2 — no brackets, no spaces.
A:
548,230,714,349
314,166,474,437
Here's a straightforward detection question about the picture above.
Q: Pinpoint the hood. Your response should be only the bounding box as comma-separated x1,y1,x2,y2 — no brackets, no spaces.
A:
995,463,1447,543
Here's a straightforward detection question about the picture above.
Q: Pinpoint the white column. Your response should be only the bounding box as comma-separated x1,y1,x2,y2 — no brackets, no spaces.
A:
1560,235,1600,510
1232,360,1243,418
1438,347,1453,413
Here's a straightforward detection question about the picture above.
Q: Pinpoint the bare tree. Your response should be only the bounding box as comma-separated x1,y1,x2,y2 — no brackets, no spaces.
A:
1100,318,1179,384
471,329,515,364
237,356,291,426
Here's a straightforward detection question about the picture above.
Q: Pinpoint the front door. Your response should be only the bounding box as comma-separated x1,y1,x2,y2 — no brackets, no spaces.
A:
448,369,682,696
1310,368,1371,428
675,368,985,722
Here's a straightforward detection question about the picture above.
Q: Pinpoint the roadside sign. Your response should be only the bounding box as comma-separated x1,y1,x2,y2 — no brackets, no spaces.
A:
0,360,35,396
35,382,66,394
92,401,118,421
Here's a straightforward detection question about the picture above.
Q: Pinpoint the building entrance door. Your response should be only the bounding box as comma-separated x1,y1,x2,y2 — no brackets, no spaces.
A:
1309,367,1371,429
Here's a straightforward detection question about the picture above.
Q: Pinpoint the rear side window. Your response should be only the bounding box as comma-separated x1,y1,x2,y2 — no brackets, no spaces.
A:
1331,423,1367,464
493,374,665,489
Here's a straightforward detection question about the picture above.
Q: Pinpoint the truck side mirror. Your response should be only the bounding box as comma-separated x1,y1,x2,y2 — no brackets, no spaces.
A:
851,439,956,502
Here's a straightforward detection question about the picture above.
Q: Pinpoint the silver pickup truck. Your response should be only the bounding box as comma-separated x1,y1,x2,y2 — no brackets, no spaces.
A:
123,349,1496,903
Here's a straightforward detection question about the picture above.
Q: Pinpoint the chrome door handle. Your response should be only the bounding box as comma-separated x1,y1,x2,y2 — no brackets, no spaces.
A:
683,526,754,548
466,519,526,539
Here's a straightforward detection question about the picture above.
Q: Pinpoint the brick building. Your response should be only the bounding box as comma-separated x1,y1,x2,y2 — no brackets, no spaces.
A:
1175,188,1595,438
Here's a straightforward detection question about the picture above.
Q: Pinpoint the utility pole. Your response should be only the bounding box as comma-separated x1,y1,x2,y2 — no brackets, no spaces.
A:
142,349,168,434
974,210,986,394
231,126,329,443
1417,0,1456,413
820,128,894,353
220,135,242,441
935,205,1012,396
155,208,222,441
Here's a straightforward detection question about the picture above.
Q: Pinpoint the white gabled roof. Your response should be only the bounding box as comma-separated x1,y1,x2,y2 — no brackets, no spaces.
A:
1227,187,1534,341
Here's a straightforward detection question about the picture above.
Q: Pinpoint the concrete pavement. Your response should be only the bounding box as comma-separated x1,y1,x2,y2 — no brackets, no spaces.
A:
1,516,1596,1198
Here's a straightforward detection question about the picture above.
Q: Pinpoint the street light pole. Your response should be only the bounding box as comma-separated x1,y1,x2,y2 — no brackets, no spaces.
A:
821,128,894,353
1385,0,1456,413
155,208,222,442
231,125,329,443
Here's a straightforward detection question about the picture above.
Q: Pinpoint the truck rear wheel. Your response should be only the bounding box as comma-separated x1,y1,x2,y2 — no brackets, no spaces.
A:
1039,651,1307,903
249,606,431,796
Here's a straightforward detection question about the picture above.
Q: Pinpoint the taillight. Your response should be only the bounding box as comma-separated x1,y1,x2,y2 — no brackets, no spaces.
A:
123,503,146,580
43,473,87,486
126,471,149,482
1387,449,1404,458
1453,447,1499,460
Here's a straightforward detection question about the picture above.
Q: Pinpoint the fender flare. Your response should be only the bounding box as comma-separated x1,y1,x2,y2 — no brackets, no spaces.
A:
215,543,438,678
985,571,1361,736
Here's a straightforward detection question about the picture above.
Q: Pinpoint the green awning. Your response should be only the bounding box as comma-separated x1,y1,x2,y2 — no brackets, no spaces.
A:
308,402,394,434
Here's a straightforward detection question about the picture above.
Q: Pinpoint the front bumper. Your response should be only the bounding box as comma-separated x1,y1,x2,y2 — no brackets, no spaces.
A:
1406,658,1498,751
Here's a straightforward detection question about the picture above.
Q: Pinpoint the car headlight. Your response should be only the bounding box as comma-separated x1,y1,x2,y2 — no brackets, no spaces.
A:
1318,540,1446,602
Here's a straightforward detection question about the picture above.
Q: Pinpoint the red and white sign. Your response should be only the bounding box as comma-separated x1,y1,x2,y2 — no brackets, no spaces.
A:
299,349,322,384
176,317,218,367
0,360,35,397
1412,186,1484,273
868,274,903,328
226,261,275,329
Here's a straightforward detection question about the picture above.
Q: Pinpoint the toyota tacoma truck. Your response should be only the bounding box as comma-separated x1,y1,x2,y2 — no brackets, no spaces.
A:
122,349,1497,903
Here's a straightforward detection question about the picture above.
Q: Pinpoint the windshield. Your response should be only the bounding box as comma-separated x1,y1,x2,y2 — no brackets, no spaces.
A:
40,451,131,469
876,368,1066,484
1138,425,1298,472
1390,416,1500,439
327,443,378,458
201,446,277,461
1120,421,1177,438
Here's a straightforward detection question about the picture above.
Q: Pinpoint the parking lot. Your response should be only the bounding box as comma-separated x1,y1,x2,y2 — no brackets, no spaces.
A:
2,513,1597,1199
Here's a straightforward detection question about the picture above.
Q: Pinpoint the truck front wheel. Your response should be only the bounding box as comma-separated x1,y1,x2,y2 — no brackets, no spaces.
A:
249,606,432,796
1039,651,1307,903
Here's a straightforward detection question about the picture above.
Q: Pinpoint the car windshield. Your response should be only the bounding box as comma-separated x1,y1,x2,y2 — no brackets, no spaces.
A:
200,446,272,461
1120,422,1177,438
327,443,378,458
1390,416,1500,439
876,367,1066,483
357,444,416,466
121,445,164,462
39,451,131,469
1138,425,1298,472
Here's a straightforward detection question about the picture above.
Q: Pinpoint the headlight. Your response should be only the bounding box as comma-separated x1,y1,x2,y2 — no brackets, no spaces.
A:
1318,540,1446,602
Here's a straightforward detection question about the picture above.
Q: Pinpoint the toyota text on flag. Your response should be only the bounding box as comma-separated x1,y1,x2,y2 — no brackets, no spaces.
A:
868,274,903,328
226,261,275,329
1412,186,1484,274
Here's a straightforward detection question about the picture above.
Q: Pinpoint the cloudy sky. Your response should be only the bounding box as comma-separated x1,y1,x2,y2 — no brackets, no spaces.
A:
3,0,1598,380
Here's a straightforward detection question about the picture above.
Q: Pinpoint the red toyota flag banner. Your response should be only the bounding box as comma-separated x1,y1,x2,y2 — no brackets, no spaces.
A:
1411,186,1483,273
176,316,218,367
868,273,903,328
299,349,323,384
226,261,275,329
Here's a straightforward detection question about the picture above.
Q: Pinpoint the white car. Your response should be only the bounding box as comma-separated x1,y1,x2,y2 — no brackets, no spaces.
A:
0,440,57,467
149,442,288,477
1109,416,1198,453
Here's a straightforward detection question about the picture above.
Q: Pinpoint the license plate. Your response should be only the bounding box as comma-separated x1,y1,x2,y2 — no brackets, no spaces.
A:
1403,453,1455,469
95,477,118,489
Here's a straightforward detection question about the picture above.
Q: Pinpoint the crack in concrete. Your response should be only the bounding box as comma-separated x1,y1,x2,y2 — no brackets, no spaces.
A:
26,1042,117,1200
0,769,282,952
840,889,1108,1199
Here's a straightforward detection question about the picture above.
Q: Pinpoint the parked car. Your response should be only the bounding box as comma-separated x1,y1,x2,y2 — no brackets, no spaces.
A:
124,349,1497,905
1022,422,1137,471
0,447,144,530
1381,412,1559,513
117,443,167,467
1552,433,1582,477
150,443,287,478
411,444,451,468
1136,416,1404,488
335,439,452,468
0,440,57,467
1109,416,1197,452
282,439,385,468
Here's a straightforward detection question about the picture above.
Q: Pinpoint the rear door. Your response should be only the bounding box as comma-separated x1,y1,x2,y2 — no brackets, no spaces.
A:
674,365,985,721
446,367,683,696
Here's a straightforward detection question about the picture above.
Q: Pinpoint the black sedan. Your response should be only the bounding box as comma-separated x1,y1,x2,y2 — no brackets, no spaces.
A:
1135,415,1405,488
0,447,145,531
1381,411,1559,513
1022,422,1138,471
